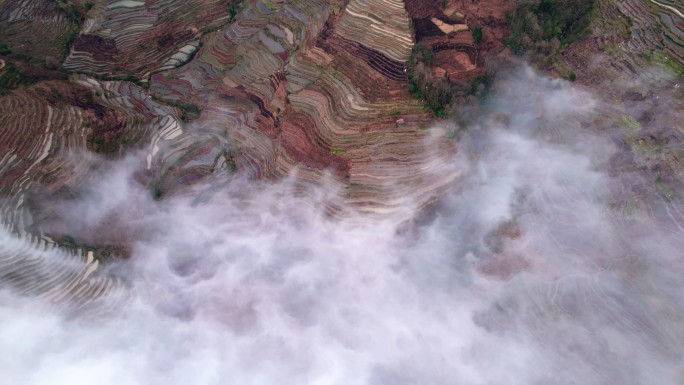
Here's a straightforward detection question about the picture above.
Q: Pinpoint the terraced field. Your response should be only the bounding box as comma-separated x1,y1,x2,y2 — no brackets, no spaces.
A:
0,0,462,308
0,0,81,64
560,0,683,84
63,0,233,78
0,0,684,382
150,0,460,212
0,77,184,310
0,0,682,320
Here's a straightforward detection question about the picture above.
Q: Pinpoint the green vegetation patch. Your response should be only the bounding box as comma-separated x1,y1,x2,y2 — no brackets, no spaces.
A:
153,97,203,121
263,0,279,11
331,147,346,156
49,0,91,60
0,64,43,92
506,0,595,65
622,115,641,132
652,51,684,76
227,1,244,22
626,135,665,155
472,27,483,45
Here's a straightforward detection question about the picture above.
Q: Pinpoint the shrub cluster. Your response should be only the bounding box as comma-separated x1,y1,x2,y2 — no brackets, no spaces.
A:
506,0,594,65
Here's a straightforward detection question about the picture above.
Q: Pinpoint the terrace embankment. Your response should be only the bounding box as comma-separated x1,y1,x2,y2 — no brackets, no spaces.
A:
0,0,87,65
1,0,458,312
1,0,683,313
0,76,187,311
63,0,233,79
150,0,457,212
558,0,683,86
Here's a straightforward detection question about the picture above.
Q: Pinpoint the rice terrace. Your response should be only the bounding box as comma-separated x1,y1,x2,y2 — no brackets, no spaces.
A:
0,0,683,384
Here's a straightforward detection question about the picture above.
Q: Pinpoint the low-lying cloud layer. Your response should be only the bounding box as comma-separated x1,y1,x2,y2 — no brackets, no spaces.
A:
1,66,683,384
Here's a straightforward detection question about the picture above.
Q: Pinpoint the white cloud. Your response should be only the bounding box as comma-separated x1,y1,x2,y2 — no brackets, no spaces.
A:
1,65,683,385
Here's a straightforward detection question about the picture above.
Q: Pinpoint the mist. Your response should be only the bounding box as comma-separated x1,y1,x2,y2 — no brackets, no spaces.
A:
1,64,683,385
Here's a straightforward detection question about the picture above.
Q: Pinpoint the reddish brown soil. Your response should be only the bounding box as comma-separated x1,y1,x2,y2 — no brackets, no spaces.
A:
220,79,351,178
280,111,351,178
35,82,125,128
328,47,410,102
404,0,513,82
446,0,516,64
404,0,513,54
403,0,445,19
34,82,128,153
73,35,120,61
456,0,514,22
156,29,195,49
434,42,485,80
3,58,64,79
316,9,407,84
477,253,530,280
477,220,527,280
496,220,523,239
318,34,407,82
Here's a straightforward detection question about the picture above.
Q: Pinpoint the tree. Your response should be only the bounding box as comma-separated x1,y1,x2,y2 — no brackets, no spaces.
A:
506,0,594,65
472,27,483,45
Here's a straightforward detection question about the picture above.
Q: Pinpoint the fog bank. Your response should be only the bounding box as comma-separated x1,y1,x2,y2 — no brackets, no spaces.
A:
1,65,683,385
